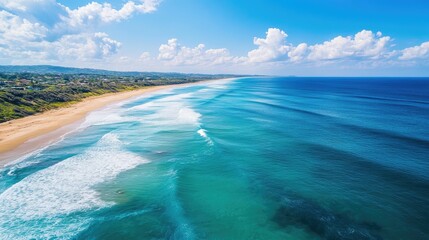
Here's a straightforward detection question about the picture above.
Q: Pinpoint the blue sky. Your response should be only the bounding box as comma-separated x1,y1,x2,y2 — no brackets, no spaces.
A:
1,0,429,76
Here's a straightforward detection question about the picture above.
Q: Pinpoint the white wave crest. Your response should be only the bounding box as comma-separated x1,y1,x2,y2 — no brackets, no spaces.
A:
0,133,147,239
82,108,133,127
197,128,208,138
177,107,201,125
197,128,213,145
127,92,200,126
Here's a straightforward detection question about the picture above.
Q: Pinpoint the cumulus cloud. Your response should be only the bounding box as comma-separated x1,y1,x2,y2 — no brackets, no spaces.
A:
154,28,429,69
307,30,391,60
242,29,393,64
0,33,121,62
399,42,429,60
247,28,290,62
158,39,180,61
55,33,122,60
0,10,47,42
158,38,241,65
0,0,58,12
139,52,152,61
288,43,309,62
66,0,160,28
0,0,160,62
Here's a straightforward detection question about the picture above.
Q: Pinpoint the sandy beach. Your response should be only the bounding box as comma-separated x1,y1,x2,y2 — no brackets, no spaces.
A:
0,78,238,167
0,85,175,166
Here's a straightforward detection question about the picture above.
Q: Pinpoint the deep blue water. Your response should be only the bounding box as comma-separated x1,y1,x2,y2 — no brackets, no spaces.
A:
0,77,428,239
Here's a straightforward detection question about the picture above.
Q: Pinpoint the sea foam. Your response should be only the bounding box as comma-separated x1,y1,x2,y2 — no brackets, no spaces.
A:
130,92,202,127
197,128,213,145
0,133,147,239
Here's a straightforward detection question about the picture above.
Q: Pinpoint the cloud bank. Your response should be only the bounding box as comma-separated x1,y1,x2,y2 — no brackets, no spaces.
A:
156,28,428,72
399,42,429,60
0,0,427,74
0,0,160,62
157,38,242,66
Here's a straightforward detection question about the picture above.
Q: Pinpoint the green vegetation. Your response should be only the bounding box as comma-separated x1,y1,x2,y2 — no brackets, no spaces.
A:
0,69,241,122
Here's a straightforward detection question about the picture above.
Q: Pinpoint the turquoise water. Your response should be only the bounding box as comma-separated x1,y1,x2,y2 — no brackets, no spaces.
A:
0,77,428,239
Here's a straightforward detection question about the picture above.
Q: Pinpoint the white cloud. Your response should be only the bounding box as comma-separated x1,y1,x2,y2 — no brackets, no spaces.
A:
139,52,152,61
307,30,391,60
153,28,429,72
158,38,180,61
66,0,160,27
0,0,59,12
399,42,429,60
55,33,121,60
288,43,308,62
0,32,120,62
244,29,392,64
0,0,160,62
247,28,290,63
0,10,47,42
158,38,240,66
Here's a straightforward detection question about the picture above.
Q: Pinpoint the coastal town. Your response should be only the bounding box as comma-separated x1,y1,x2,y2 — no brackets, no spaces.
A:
0,71,235,91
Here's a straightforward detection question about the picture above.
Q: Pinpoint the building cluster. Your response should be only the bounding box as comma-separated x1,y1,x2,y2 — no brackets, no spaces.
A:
0,74,154,91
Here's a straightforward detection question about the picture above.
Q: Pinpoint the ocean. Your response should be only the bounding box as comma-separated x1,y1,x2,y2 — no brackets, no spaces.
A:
0,77,428,240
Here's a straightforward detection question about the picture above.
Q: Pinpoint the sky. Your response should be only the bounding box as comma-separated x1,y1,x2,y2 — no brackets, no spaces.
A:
0,0,428,76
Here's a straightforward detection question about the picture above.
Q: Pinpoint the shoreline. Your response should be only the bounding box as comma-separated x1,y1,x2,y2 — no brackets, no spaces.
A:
0,79,235,167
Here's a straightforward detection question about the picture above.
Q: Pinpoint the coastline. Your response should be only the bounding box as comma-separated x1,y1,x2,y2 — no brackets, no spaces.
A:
0,79,231,167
